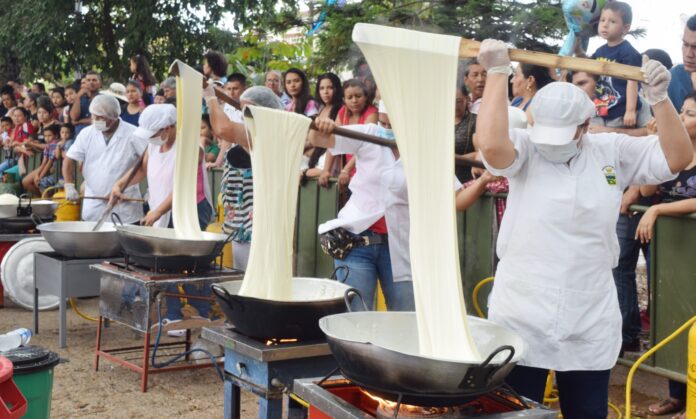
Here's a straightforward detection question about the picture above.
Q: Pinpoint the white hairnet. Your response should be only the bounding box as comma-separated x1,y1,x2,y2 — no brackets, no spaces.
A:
133,104,177,139
89,94,121,120
240,86,284,110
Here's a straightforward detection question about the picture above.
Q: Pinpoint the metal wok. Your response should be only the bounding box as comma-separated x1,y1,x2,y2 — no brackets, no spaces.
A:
115,224,229,257
211,272,353,340
318,311,527,406
0,195,58,219
36,221,122,258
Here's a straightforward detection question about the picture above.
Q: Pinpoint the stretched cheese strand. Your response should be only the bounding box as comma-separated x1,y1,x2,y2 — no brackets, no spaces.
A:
172,60,205,239
238,106,311,300
353,23,481,362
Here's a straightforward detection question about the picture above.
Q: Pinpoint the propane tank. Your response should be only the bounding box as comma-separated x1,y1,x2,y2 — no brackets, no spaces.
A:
687,321,696,417
42,186,80,221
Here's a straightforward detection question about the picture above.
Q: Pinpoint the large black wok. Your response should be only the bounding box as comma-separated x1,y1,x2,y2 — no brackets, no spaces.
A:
211,268,353,340
319,311,527,406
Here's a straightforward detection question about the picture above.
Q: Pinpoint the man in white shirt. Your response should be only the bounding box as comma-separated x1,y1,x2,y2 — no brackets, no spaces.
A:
63,95,147,223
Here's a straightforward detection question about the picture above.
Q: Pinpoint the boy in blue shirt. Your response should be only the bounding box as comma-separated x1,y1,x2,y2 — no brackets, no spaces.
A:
591,1,645,128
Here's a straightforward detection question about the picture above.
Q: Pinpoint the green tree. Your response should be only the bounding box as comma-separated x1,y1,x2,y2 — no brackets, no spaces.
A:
311,0,567,72
0,0,236,84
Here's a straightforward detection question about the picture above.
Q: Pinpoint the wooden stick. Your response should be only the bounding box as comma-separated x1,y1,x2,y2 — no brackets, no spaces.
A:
459,39,645,82
45,196,145,203
172,60,486,170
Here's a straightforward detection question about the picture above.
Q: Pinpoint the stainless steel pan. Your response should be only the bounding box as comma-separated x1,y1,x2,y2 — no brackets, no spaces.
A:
0,196,58,219
114,224,229,257
37,221,122,258
319,311,527,406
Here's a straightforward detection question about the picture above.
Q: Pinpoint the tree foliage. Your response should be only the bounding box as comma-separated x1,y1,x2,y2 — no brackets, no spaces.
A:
0,0,237,84
310,0,567,72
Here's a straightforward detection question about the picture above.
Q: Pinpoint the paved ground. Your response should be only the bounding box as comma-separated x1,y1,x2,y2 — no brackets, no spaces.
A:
0,295,681,418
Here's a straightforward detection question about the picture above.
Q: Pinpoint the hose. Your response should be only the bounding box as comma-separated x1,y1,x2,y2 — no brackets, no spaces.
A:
68,298,98,322
609,401,622,418
472,276,494,318
625,315,696,419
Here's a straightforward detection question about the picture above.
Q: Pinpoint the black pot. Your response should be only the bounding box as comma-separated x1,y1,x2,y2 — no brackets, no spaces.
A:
211,268,352,340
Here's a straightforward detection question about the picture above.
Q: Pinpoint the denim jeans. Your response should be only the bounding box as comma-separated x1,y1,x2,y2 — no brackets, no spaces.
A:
612,214,650,344
162,200,216,322
334,230,414,311
164,283,214,321
0,157,16,173
669,379,687,401
505,365,611,419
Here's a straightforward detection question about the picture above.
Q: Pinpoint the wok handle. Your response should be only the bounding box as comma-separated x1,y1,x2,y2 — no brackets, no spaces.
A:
210,284,244,311
212,229,237,256
30,213,43,226
478,345,515,369
459,345,516,390
344,288,368,312
330,266,350,283
110,212,124,226
17,193,32,216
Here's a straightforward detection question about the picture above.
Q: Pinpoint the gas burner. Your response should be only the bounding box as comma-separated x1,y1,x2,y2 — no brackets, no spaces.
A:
376,403,464,419
293,376,556,419
101,260,233,281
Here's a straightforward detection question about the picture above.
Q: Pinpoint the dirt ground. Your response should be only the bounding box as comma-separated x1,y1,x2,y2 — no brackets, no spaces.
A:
0,272,681,419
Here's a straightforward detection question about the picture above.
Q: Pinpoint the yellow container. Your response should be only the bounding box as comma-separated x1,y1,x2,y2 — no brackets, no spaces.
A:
42,187,80,221
206,221,233,268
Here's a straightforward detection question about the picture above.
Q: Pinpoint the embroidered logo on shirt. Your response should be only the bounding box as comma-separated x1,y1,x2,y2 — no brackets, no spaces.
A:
602,165,617,185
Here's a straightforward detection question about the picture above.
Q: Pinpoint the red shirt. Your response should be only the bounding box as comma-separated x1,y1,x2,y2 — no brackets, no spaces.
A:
11,122,35,143
369,217,388,234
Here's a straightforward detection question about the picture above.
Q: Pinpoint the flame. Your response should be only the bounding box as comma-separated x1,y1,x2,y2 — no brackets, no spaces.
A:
264,338,299,346
361,389,451,415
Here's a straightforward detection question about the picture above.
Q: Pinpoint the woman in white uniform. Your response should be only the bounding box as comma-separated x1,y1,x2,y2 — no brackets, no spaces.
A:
111,104,212,229
475,40,692,418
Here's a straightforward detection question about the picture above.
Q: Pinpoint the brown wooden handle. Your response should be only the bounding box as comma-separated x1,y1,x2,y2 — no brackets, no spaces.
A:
459,39,645,82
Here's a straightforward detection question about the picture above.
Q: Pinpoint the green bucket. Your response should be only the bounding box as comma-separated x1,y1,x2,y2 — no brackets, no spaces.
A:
2,346,59,419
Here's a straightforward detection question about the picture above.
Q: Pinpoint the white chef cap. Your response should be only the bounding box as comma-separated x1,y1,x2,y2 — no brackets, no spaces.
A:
240,86,284,110
89,94,121,120
133,104,177,139
529,82,596,145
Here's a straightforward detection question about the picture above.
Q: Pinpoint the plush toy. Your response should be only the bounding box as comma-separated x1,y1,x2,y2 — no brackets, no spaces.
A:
559,0,615,56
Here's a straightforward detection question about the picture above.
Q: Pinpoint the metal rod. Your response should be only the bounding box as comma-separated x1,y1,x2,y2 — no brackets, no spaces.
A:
172,59,486,170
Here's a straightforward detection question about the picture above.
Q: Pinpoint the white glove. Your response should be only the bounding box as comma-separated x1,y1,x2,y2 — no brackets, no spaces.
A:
640,55,671,106
64,183,79,202
477,39,511,75
202,82,217,105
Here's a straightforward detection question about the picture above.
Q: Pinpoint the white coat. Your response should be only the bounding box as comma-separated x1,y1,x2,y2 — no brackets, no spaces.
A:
66,121,148,223
483,129,676,371
319,124,462,283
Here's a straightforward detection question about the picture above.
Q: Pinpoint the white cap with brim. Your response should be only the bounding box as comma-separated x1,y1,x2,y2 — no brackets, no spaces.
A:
529,82,596,146
100,82,127,102
133,104,177,140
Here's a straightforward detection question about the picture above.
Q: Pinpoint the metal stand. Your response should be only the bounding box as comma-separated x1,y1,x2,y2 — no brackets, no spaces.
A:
92,264,241,392
202,326,337,419
33,252,122,347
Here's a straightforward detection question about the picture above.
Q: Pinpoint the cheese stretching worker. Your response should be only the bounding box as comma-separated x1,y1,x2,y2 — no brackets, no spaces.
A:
476,40,691,419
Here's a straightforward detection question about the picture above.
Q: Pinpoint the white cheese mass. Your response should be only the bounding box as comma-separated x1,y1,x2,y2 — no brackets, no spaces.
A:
353,23,481,362
238,106,311,300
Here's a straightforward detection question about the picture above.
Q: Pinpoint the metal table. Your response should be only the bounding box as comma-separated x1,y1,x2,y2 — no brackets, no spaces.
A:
0,233,39,308
94,263,242,392
202,326,337,419
33,252,123,348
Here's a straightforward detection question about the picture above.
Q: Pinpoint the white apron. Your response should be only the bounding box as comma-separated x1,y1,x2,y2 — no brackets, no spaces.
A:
485,130,675,371
146,143,176,228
